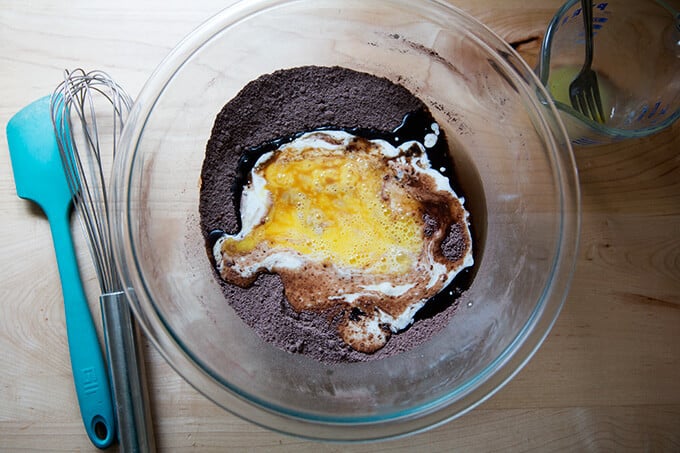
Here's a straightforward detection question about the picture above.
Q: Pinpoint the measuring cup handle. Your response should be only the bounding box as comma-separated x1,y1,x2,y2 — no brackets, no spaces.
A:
48,208,116,449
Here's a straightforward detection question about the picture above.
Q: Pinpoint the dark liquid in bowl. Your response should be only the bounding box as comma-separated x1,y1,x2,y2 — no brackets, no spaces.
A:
420,135,486,320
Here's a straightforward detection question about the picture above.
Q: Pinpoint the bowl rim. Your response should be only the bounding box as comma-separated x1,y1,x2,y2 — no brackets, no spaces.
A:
112,0,580,441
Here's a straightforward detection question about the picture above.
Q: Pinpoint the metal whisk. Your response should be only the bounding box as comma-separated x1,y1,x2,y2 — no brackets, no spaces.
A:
51,69,155,452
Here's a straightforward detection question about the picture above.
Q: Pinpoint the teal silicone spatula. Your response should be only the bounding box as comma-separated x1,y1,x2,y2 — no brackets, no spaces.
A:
7,96,116,449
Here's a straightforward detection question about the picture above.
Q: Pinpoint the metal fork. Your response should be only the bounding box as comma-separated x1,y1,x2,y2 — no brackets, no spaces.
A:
569,0,606,123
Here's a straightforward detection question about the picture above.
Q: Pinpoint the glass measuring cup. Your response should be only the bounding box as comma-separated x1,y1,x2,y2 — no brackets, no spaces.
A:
537,0,680,145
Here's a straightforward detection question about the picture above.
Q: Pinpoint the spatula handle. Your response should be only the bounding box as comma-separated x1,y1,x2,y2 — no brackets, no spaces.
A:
48,209,116,449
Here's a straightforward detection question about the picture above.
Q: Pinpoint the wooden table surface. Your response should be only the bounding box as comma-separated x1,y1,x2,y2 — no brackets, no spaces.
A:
1,1,679,451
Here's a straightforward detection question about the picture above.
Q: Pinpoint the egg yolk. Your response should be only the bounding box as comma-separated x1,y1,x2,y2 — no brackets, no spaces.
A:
222,143,424,275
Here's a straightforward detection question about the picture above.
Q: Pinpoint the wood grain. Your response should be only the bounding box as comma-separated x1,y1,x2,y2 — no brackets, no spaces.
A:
1,0,679,451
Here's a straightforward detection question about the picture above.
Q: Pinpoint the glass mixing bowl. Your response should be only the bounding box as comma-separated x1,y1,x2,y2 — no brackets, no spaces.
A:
112,0,580,441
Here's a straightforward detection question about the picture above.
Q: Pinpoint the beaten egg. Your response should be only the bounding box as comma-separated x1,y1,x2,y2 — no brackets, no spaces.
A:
213,129,473,353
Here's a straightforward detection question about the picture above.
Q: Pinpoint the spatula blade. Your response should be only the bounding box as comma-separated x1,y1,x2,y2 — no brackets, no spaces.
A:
6,96,73,215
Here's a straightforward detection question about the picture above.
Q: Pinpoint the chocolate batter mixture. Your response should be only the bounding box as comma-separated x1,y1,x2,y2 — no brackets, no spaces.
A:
200,66,472,363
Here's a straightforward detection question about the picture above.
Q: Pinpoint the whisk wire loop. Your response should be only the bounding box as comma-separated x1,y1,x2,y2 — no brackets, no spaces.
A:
51,69,133,294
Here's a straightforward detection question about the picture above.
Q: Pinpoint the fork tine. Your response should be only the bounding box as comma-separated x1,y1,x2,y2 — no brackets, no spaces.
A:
585,89,600,123
591,75,606,123
569,89,580,114
576,93,589,121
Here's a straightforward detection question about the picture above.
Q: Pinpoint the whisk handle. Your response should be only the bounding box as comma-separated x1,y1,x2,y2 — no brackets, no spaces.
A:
101,291,156,453
48,208,116,449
